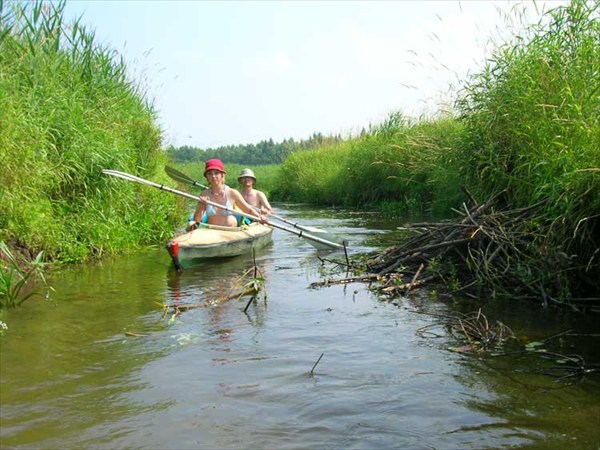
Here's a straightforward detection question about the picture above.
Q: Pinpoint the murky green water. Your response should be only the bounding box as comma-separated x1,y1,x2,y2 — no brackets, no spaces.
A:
1,205,599,449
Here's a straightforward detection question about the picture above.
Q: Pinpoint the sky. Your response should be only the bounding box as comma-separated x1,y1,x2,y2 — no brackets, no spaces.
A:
62,0,565,149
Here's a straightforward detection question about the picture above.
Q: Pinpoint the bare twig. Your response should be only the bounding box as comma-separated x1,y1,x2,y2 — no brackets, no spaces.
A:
309,353,324,376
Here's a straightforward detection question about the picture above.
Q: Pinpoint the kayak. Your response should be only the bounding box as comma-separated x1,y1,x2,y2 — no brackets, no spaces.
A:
166,222,273,269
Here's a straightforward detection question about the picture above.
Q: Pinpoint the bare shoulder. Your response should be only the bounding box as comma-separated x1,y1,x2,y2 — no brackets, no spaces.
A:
228,186,244,199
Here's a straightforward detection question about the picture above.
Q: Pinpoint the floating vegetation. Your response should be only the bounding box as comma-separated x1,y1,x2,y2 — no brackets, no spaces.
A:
138,254,268,333
415,308,516,354
413,309,598,386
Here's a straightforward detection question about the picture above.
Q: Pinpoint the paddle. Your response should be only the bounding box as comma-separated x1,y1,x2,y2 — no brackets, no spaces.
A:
102,169,347,250
164,165,347,249
165,165,208,190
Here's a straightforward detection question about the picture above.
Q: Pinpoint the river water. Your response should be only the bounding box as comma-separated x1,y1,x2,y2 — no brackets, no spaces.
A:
1,205,599,449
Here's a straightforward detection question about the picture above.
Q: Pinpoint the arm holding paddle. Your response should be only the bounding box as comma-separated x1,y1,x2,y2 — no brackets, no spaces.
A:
191,188,267,228
253,190,273,215
228,189,269,223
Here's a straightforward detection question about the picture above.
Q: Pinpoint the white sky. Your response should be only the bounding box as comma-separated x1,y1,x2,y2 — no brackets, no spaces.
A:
62,0,565,149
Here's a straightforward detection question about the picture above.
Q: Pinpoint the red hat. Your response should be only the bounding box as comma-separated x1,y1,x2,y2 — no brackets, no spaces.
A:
204,158,226,175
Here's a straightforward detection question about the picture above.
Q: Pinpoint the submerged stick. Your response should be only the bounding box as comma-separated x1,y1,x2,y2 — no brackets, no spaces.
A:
124,331,149,337
243,295,255,313
309,352,324,376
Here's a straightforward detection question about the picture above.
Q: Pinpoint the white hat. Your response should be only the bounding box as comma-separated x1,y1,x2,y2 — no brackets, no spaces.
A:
238,168,256,181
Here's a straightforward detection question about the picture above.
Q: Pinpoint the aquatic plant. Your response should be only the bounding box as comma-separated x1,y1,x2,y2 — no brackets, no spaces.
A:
0,241,47,308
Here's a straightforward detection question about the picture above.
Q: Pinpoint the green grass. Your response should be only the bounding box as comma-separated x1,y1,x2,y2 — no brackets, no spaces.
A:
268,0,599,303
454,0,599,301
0,0,182,264
271,113,465,217
270,141,352,205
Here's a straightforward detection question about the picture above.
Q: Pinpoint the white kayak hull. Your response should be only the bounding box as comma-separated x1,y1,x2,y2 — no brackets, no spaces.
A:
166,222,273,267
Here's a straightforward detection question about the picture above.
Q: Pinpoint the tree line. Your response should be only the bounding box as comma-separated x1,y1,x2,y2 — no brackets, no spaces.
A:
165,132,349,165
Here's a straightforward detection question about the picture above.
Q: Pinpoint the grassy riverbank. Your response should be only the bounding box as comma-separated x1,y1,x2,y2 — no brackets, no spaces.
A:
270,0,599,305
0,1,181,265
273,1,599,217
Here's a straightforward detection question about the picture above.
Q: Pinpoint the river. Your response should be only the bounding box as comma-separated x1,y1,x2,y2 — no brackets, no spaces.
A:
1,204,599,449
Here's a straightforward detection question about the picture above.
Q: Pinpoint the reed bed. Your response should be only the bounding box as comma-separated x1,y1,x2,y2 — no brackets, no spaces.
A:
0,1,181,264
453,0,599,305
283,0,599,306
272,113,466,217
272,141,353,205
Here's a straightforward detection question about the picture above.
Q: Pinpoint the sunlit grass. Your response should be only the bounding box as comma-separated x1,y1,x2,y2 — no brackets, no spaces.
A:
0,0,182,263
455,0,599,299
269,0,599,302
272,113,465,217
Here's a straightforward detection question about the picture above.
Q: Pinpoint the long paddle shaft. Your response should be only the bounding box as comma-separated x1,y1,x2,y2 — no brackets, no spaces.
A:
102,170,346,250
164,165,345,244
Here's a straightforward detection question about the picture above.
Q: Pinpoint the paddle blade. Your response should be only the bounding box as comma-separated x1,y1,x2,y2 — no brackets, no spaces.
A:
300,226,347,250
165,166,207,189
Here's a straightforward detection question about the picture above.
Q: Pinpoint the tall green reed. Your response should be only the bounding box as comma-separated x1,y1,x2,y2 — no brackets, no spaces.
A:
272,141,352,205
270,0,598,303
1,0,181,264
272,112,465,218
455,0,599,301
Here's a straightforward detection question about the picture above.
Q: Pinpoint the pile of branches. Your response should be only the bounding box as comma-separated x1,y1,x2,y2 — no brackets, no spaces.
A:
315,189,599,310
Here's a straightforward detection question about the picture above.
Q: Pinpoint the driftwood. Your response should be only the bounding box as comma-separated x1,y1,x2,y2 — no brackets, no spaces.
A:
309,274,381,288
349,192,528,298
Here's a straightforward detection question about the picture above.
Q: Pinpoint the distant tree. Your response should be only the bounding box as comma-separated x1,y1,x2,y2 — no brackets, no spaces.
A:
165,131,342,164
